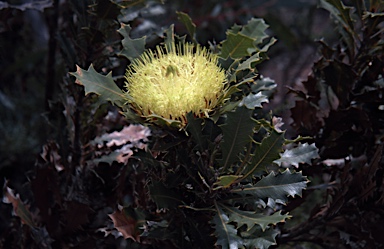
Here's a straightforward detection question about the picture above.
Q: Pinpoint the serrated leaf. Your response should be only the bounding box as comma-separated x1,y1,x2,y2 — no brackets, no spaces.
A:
274,143,319,168
149,182,183,209
241,226,278,249
241,129,285,179
236,53,262,71
240,18,269,46
319,0,356,57
251,77,277,94
176,11,196,42
118,23,146,61
211,202,243,249
220,32,256,59
3,186,36,227
232,169,308,205
220,203,291,231
239,92,269,109
109,208,143,241
70,64,126,106
219,106,256,170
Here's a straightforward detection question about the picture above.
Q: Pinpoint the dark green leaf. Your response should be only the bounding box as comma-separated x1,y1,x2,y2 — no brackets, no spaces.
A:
186,113,206,151
219,203,291,231
274,143,319,168
241,129,285,179
211,202,243,249
236,53,262,71
319,0,357,57
219,106,256,170
118,24,146,61
240,18,269,46
149,182,183,209
176,11,197,42
241,226,278,249
232,169,308,205
70,64,126,106
220,32,256,60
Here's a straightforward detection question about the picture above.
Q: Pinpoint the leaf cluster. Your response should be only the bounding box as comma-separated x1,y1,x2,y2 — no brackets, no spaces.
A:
286,1,384,248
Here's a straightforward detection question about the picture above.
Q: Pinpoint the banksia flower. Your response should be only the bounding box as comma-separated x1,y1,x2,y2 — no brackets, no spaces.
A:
125,42,226,126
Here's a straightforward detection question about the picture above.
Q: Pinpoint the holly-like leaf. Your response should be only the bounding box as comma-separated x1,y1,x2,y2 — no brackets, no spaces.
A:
220,203,291,231
70,64,126,106
239,92,269,109
219,106,256,171
92,125,151,148
220,32,256,60
235,53,262,71
241,226,278,249
274,143,319,168
211,202,243,249
3,185,36,227
117,23,146,61
149,182,183,209
241,129,285,179
240,18,269,46
220,18,271,60
232,169,308,205
176,11,197,42
109,208,142,241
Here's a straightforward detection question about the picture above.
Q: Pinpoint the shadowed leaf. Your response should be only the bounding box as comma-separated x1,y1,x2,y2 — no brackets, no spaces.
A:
233,169,308,205
211,202,243,249
241,129,285,179
149,182,183,209
241,226,278,249
220,203,291,231
219,106,256,170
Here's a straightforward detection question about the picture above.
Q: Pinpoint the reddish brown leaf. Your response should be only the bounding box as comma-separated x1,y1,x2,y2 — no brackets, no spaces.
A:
3,183,36,227
109,209,141,242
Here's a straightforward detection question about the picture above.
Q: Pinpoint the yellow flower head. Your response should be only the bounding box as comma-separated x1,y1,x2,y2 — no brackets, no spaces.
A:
125,42,226,126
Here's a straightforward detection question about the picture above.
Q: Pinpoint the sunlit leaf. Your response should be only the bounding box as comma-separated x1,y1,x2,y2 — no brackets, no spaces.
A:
118,23,146,61
220,32,256,59
274,143,319,168
213,175,243,189
70,64,126,106
240,92,269,109
240,18,269,46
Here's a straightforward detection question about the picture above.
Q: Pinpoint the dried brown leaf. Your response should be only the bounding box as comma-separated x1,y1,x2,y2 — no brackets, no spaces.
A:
109,209,141,242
